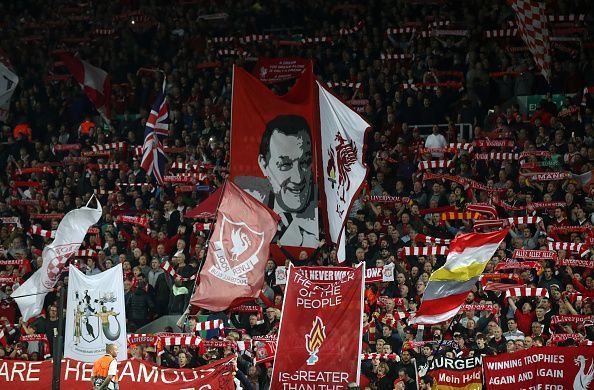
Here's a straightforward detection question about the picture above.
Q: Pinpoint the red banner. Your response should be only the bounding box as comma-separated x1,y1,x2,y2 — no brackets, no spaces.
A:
271,265,364,388
253,57,310,84
483,347,594,389
230,64,319,252
0,356,235,389
115,215,149,228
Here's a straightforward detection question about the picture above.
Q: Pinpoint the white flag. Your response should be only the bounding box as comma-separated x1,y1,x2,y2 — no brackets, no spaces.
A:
318,82,369,262
0,62,18,122
64,264,127,362
12,201,102,321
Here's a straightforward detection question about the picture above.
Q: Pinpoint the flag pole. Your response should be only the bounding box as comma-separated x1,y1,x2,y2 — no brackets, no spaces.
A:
52,284,66,390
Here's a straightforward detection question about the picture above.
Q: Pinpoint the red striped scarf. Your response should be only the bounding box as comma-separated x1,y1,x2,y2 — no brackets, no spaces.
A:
414,233,451,245
548,242,589,257
401,246,448,257
504,287,549,298
28,225,55,238
19,333,51,358
160,261,197,282
418,160,454,171
466,203,498,219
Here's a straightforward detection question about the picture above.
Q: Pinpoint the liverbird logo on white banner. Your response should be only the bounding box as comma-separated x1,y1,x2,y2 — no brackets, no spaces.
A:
318,81,369,262
574,355,594,390
65,264,126,362
12,198,102,321
209,213,264,286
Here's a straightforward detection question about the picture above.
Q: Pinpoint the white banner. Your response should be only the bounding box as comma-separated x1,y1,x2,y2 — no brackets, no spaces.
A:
318,82,369,261
0,62,18,122
65,264,127,362
12,201,102,321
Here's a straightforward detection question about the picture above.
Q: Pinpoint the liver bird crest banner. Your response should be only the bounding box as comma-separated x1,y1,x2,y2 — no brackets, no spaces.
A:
271,265,365,388
190,181,279,312
64,264,127,362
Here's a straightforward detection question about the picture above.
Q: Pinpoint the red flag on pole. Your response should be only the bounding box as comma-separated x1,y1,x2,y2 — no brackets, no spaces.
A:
60,53,112,121
190,181,279,312
271,265,365,388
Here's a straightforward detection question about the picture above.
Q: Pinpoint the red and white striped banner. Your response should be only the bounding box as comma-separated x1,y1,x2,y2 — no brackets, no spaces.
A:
28,225,55,238
484,282,526,291
505,287,549,298
91,142,126,152
401,246,449,257
418,160,454,171
548,242,589,257
448,143,474,151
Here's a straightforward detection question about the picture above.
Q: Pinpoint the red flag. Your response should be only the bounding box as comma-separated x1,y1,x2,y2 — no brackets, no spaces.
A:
271,265,365,388
190,181,279,312
60,54,111,120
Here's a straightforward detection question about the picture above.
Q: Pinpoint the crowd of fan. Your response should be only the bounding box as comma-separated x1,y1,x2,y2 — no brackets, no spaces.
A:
0,0,594,389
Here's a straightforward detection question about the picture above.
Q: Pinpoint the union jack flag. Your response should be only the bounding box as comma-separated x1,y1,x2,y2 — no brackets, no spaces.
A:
141,79,169,185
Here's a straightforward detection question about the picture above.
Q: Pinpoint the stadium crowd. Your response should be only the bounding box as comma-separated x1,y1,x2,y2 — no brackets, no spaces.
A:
1,0,594,388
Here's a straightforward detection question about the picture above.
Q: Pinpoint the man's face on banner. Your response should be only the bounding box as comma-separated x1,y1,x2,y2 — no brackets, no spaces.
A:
259,128,313,213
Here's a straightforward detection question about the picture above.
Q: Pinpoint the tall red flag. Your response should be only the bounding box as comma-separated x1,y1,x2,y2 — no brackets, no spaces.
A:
190,181,279,312
271,265,365,388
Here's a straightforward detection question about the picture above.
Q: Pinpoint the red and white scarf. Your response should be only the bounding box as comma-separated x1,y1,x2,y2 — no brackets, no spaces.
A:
504,287,549,298
495,260,543,273
115,215,149,228
360,353,400,361
418,160,454,171
28,225,55,239
193,223,212,232
19,333,51,358
401,246,448,257
91,142,126,152
548,242,589,257
414,234,450,245
160,261,197,282
550,315,593,325
513,249,556,260
557,258,594,269
466,203,498,219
